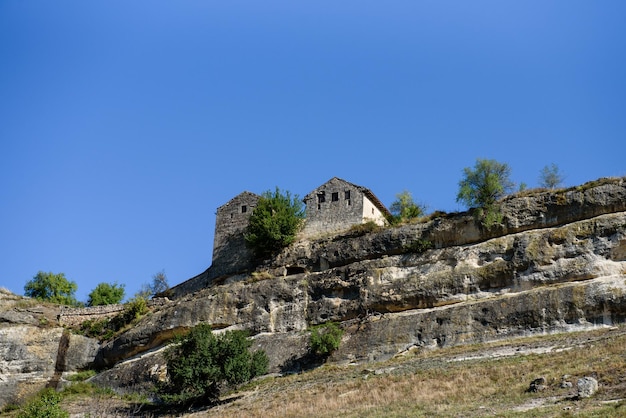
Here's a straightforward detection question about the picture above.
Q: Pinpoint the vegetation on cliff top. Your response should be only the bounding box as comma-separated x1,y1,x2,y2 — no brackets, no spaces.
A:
24,271,79,306
245,187,305,258
457,158,514,228
87,282,125,306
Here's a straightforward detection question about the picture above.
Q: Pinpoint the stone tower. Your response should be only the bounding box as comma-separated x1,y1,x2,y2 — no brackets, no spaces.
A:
212,191,260,269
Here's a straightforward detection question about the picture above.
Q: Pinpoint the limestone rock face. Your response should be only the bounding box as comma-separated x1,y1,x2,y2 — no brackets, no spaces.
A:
2,178,626,402
94,213,626,395
0,292,100,408
169,177,626,296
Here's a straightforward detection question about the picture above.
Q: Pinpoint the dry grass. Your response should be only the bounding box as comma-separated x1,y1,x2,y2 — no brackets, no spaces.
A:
16,326,624,417
199,326,626,417
247,271,275,283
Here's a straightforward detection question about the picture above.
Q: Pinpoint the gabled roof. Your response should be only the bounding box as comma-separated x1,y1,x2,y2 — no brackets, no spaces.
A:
216,191,260,212
304,177,391,218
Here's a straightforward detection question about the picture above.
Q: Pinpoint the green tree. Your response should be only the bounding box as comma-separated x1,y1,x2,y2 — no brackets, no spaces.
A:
159,324,268,405
389,190,425,224
245,187,305,258
457,158,514,228
24,271,78,306
87,282,125,306
539,163,564,189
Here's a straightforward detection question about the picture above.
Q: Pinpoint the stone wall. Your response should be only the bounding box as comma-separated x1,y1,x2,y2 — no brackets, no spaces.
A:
59,304,124,327
58,298,170,327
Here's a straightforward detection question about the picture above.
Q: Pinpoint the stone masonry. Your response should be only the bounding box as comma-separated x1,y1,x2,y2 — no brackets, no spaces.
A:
302,177,391,237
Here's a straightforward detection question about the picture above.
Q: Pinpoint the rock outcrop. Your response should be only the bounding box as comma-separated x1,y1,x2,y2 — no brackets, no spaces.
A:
2,177,625,404
0,291,100,407
577,376,599,398
91,178,626,395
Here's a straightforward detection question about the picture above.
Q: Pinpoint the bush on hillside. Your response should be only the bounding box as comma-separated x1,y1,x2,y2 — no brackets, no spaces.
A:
159,323,268,405
17,388,68,418
309,322,343,357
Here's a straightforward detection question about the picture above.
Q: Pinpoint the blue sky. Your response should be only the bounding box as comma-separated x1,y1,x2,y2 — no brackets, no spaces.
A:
1,1,624,302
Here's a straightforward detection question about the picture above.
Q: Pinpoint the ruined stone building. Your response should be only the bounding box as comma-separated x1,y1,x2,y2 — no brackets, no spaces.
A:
211,191,260,270
211,178,389,266
301,177,391,237
170,177,392,296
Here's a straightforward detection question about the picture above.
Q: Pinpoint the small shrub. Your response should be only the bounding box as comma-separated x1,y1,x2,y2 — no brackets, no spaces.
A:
124,297,148,320
404,239,434,254
17,388,68,418
248,271,274,283
309,322,343,357
61,381,95,396
479,205,504,229
66,369,97,382
109,297,148,331
348,221,381,236
77,298,148,341
78,318,112,339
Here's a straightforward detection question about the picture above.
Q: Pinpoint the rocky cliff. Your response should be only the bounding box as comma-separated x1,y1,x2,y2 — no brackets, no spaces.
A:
0,290,99,407
1,177,625,406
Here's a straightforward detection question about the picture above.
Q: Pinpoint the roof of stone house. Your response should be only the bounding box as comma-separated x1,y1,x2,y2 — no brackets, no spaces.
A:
216,191,260,212
304,177,392,218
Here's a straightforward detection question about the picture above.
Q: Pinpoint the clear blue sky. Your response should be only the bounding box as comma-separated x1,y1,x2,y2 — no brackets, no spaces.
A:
1,2,624,302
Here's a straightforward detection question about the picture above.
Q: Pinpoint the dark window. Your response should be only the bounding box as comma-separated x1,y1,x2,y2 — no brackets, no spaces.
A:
331,192,339,202
345,190,351,200
241,205,247,213
318,192,325,203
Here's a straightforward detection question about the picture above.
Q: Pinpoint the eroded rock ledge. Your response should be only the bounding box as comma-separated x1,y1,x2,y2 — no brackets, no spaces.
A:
96,210,626,369
171,177,626,297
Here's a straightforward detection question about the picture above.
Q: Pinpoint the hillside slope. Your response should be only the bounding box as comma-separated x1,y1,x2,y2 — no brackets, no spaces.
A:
1,177,625,410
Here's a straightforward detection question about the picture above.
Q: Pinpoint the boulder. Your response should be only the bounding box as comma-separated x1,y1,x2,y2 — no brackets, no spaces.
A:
577,376,598,398
528,376,547,392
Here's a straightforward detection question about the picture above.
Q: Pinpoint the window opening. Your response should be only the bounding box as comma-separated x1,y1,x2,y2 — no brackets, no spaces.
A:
241,205,247,213
318,192,326,203
331,192,339,202
345,190,351,200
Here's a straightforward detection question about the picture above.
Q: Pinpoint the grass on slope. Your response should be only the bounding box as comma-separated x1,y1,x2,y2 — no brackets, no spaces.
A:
7,325,626,417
